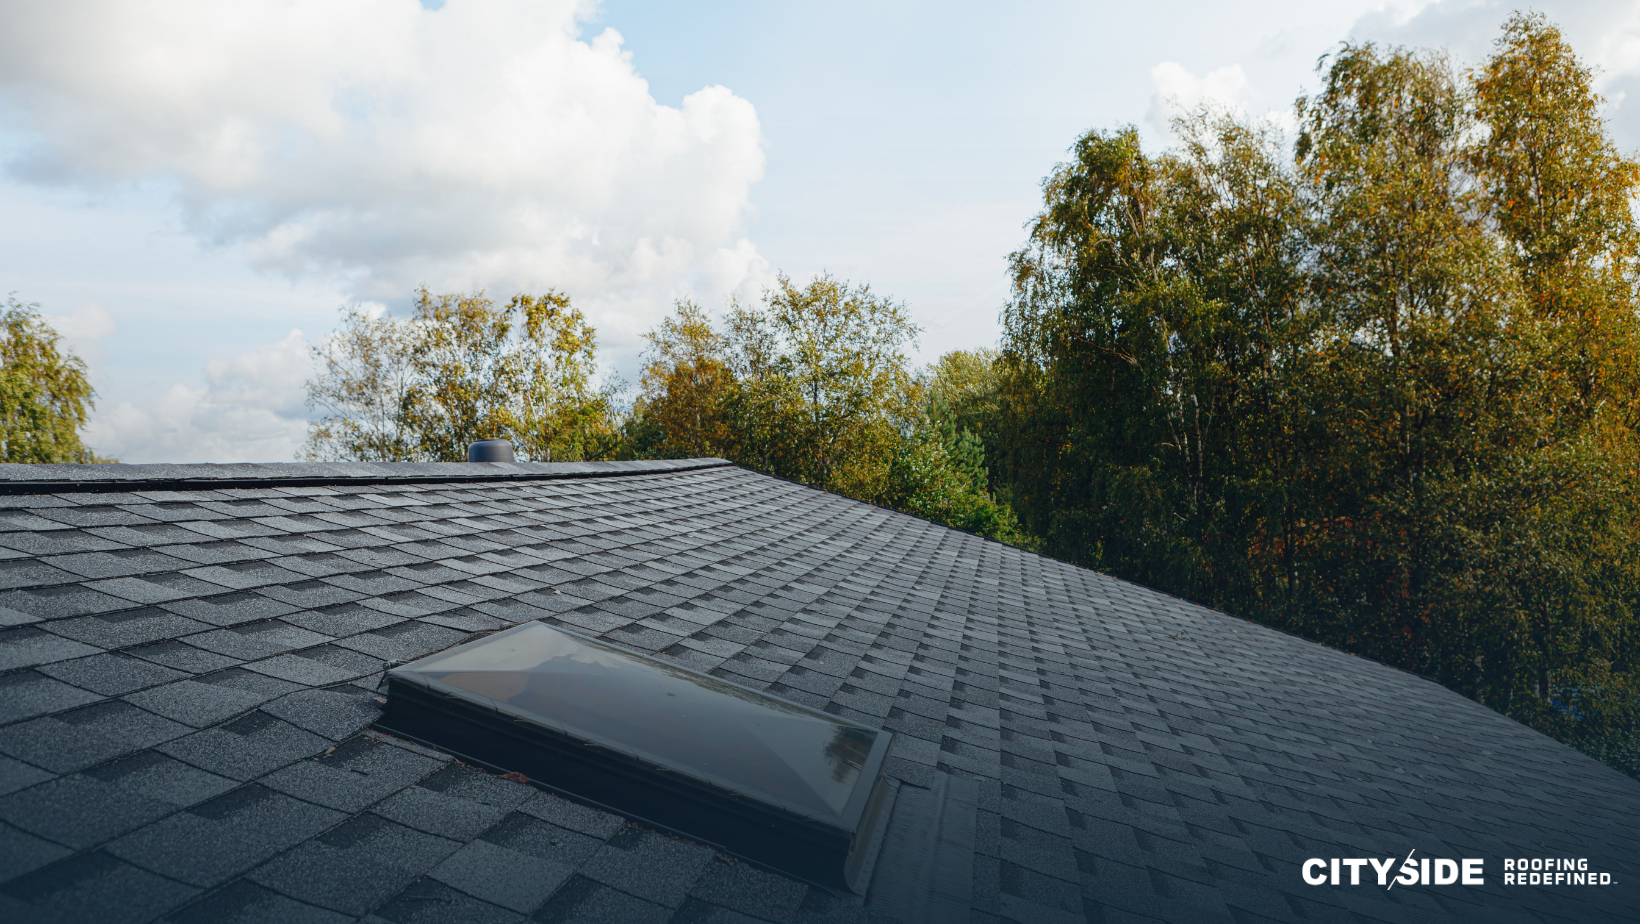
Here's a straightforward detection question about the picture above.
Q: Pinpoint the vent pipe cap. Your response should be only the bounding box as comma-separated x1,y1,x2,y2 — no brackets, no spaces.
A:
465,439,516,463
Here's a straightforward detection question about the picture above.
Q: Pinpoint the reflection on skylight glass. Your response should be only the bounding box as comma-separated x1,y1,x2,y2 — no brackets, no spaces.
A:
403,622,875,818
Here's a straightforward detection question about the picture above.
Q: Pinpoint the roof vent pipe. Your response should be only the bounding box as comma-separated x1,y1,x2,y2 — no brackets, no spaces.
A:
466,439,516,463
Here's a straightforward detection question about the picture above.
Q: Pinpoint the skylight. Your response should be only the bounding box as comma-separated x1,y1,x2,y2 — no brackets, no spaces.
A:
378,621,896,891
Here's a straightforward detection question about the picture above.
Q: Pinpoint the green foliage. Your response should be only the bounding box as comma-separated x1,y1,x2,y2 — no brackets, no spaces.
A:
304,288,620,462
925,348,1004,473
633,300,737,460
630,279,1032,546
883,395,1032,547
742,274,922,499
993,15,1640,777
0,297,108,464
1000,112,1310,602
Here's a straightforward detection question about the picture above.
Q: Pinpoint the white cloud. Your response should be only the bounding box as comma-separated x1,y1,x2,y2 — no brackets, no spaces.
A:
0,0,767,310
1146,61,1250,140
0,0,770,462
43,303,114,367
84,330,316,463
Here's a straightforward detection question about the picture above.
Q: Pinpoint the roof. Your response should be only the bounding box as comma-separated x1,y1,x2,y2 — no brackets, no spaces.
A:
0,459,1635,924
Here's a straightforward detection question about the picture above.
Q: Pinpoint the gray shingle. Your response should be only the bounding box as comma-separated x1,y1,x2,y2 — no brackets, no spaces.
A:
0,850,199,923
333,620,467,661
517,794,625,840
122,679,271,728
292,604,406,639
186,620,330,660
0,602,37,628
0,626,102,671
246,813,461,916
260,687,382,740
428,838,572,914
49,607,212,649
0,669,102,725
261,734,442,813
529,874,671,924
0,757,51,798
0,820,72,881
245,645,383,685
163,880,354,924
0,583,132,620
0,530,128,557
161,540,273,566
37,505,161,528
480,811,606,867
81,523,205,547
107,784,344,887
373,784,512,841
89,572,237,606
45,549,194,580
360,591,460,619
0,771,177,850
125,639,242,674
578,826,715,909
107,506,222,526
0,510,73,532
0,701,189,773
686,857,810,922
373,877,527,924
160,591,303,627
256,581,367,609
84,749,240,807
158,711,330,781
322,572,420,596
177,519,285,541
185,560,311,591
37,652,189,696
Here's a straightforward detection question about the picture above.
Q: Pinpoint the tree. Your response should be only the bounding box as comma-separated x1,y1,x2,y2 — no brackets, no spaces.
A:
0,297,107,463
630,277,1033,545
633,300,737,460
1466,13,1640,772
998,113,1309,603
991,15,1640,777
635,274,921,498
303,306,420,462
753,274,922,499
882,394,1031,547
305,288,619,462
925,348,1004,469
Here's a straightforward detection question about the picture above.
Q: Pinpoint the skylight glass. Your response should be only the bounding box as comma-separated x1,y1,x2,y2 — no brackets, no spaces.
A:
378,621,895,890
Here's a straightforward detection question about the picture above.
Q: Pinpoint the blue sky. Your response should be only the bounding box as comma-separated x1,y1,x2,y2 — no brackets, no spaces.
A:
2,0,1637,462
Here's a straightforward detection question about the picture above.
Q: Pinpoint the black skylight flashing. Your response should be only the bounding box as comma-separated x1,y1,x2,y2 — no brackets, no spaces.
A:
376,621,897,892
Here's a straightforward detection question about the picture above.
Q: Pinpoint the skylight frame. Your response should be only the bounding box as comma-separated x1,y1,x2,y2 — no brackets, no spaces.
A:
377,620,896,891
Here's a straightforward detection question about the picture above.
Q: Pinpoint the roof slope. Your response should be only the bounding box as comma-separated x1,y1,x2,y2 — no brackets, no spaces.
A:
0,460,1635,924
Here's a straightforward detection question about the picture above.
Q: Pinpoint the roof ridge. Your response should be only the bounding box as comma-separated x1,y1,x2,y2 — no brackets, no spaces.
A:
0,458,733,494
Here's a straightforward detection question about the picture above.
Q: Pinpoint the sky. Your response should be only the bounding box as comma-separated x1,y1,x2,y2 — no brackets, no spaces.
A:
2,0,1639,463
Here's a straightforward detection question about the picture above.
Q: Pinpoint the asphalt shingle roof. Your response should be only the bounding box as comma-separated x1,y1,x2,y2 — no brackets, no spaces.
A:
0,459,1635,923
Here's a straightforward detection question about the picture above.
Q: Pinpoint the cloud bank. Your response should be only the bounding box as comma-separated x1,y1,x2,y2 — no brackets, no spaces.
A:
0,0,771,461
0,0,768,308
82,330,316,463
